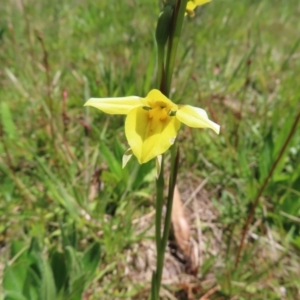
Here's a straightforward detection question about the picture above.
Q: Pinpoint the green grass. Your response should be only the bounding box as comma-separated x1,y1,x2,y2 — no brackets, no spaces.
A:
1,0,300,299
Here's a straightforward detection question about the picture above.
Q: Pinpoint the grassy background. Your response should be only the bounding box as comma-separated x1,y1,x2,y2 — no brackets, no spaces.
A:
1,0,300,299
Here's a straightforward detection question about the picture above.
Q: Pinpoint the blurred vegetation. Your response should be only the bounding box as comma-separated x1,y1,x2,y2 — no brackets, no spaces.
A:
0,0,300,299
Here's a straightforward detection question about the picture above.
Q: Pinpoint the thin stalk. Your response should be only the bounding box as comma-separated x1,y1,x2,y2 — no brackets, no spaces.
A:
155,156,165,254
151,156,165,300
162,144,179,256
157,44,165,91
235,109,300,268
165,0,188,96
150,271,158,300
153,145,179,299
151,1,187,298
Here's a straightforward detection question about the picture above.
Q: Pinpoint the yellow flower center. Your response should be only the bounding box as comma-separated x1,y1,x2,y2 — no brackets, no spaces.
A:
149,100,173,121
142,100,173,134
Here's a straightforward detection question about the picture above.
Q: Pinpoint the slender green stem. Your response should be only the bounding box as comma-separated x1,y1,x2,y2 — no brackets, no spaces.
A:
151,156,165,300
155,250,164,296
150,271,157,300
155,156,164,255
165,0,188,96
157,44,165,90
151,1,187,298
153,145,179,299
161,143,179,262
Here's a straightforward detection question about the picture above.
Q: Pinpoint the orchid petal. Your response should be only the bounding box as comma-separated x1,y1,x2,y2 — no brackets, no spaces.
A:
145,89,177,109
194,0,211,5
186,1,196,13
125,107,180,164
84,96,142,115
186,0,211,16
176,105,220,134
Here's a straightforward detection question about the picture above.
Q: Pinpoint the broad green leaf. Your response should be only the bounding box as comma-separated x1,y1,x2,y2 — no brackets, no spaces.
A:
50,251,68,293
82,242,101,275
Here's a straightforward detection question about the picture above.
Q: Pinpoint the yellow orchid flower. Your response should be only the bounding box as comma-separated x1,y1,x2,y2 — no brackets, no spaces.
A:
84,89,219,164
186,0,211,17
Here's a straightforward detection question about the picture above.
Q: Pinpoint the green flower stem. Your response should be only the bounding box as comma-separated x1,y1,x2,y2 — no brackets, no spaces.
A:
155,155,164,256
162,143,179,253
152,155,165,300
156,143,179,289
157,44,165,91
165,0,188,96
152,145,179,300
151,271,158,300
151,1,187,298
